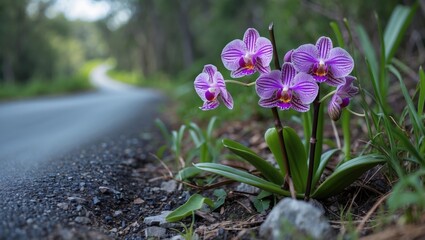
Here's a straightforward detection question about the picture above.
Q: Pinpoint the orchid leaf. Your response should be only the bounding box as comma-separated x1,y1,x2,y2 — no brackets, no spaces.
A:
195,163,297,197
419,67,425,116
312,149,340,188
176,166,201,180
384,3,418,63
312,154,386,199
166,194,214,222
265,127,307,193
222,138,284,185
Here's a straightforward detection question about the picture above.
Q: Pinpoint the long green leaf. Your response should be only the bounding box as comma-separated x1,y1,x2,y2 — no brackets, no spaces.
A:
419,67,425,116
166,194,214,222
176,166,202,180
330,21,345,48
265,127,307,193
389,65,425,139
312,149,340,188
312,154,386,199
384,4,418,62
195,163,297,197
222,139,284,185
356,25,378,79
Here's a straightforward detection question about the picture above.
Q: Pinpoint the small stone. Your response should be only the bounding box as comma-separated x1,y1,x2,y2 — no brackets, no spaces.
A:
74,216,91,225
57,202,69,210
110,228,118,233
145,226,166,238
67,196,87,203
143,211,172,226
114,210,123,217
99,186,120,195
26,218,34,224
236,183,260,194
259,198,335,240
133,198,144,204
76,205,83,211
160,180,177,193
93,196,101,205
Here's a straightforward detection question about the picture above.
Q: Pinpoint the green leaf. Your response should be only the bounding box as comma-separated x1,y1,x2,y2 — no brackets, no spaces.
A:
384,4,418,62
312,149,340,188
252,198,270,213
212,189,227,211
330,21,345,48
206,116,218,141
176,166,202,180
195,163,297,197
222,138,284,185
265,127,308,193
166,194,214,222
419,67,425,116
312,154,386,199
356,25,378,79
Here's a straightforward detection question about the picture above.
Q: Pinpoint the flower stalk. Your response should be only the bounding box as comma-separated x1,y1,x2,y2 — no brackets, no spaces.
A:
268,22,296,199
305,86,320,201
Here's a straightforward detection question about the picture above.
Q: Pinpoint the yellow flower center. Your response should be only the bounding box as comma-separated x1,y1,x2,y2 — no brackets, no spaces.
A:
279,88,292,103
314,60,327,77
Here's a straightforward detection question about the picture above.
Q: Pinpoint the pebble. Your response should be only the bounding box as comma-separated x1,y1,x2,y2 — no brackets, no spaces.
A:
93,196,101,205
67,196,87,203
259,198,335,240
160,180,177,193
114,210,123,217
133,198,144,204
145,226,166,238
143,211,172,226
74,216,91,225
57,202,69,210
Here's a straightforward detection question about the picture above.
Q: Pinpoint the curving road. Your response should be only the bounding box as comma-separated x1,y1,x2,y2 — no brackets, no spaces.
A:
0,64,163,182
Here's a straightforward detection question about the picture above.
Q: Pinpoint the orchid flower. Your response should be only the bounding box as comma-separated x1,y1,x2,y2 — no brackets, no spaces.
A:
291,37,354,86
221,28,273,78
255,62,319,112
328,76,359,120
194,64,233,110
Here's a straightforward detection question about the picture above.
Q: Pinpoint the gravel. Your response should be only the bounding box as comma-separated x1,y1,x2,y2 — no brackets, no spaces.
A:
0,120,178,239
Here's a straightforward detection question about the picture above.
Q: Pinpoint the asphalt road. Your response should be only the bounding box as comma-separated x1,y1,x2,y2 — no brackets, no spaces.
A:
0,64,163,183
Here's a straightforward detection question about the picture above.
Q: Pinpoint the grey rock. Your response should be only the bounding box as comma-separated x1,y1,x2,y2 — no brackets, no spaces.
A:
74,216,91,225
145,226,166,238
259,198,335,240
236,183,260,194
160,180,177,193
143,211,172,226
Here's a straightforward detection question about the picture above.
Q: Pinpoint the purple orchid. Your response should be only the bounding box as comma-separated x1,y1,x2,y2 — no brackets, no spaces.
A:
291,37,354,86
194,64,233,110
221,28,273,78
255,62,319,112
283,49,294,63
328,76,359,120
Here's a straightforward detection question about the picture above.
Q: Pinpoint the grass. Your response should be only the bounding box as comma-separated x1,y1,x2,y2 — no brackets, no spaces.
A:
0,59,103,101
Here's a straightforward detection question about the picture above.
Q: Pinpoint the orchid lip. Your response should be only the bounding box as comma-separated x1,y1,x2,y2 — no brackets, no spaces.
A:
277,87,292,103
205,89,216,101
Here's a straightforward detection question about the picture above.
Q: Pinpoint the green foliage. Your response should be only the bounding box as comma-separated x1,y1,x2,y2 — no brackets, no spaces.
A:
166,194,214,222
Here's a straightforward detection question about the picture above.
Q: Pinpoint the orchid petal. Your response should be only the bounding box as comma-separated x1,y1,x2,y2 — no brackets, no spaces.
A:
255,58,271,74
283,49,293,63
327,47,354,78
243,28,259,52
220,91,234,109
325,74,346,87
203,64,217,80
255,37,273,65
259,96,278,108
201,100,219,110
281,63,296,86
255,70,282,98
277,102,292,110
292,44,318,73
316,37,332,60
231,66,255,78
328,95,342,121
290,96,310,112
194,72,210,101
221,39,246,70
291,73,318,104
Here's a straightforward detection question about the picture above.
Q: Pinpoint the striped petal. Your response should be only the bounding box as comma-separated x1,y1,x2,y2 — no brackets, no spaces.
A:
281,63,296,86
327,47,354,78
243,28,260,52
255,37,273,66
259,96,278,108
221,39,246,71
255,70,282,99
292,44,318,73
194,72,211,101
291,72,318,104
316,37,332,60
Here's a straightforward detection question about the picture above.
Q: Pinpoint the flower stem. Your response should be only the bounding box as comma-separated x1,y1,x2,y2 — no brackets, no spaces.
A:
304,85,321,201
269,22,296,199
224,80,256,87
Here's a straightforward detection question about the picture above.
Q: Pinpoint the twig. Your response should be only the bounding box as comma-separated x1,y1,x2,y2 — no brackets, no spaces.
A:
356,192,391,233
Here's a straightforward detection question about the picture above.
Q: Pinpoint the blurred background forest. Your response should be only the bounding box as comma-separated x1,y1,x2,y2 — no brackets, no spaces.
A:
0,0,423,114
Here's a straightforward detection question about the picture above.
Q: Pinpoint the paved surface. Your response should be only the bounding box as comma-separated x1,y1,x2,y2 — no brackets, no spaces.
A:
0,64,162,183
0,64,167,239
